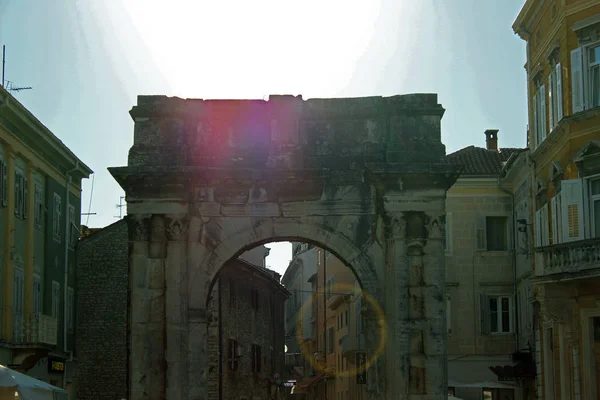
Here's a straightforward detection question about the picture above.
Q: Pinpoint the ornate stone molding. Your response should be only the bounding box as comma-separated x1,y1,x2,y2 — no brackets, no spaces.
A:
166,216,189,241
386,214,406,240
128,214,150,242
426,212,445,241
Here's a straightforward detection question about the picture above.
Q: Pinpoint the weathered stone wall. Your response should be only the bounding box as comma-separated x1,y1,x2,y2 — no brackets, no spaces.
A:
75,220,129,400
111,93,463,400
207,259,288,400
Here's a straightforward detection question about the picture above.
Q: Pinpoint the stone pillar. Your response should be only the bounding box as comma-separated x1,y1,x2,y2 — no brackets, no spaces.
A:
188,307,210,400
128,214,166,400
165,215,189,400
384,213,409,399
419,211,447,397
385,211,447,399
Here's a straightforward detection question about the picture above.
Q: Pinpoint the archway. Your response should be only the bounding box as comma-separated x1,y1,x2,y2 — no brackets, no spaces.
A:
112,93,462,400
203,238,385,400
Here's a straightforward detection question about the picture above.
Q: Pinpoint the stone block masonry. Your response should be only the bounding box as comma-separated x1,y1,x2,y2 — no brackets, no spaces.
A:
75,220,129,400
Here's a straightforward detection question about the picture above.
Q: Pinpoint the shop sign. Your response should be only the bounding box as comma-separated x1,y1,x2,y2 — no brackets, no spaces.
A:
48,356,65,374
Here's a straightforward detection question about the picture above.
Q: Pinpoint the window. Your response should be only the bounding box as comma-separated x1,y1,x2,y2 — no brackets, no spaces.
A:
326,277,334,299
444,212,453,254
51,281,60,318
13,268,24,342
53,193,62,241
228,339,239,371
250,288,258,311
535,204,550,248
590,178,600,238
476,216,509,251
561,179,584,242
328,327,334,354
252,344,262,373
67,287,74,332
14,170,27,218
33,275,41,319
68,205,76,249
0,156,7,207
533,81,547,147
571,43,600,112
446,294,452,335
548,61,564,131
481,294,513,334
228,279,236,308
34,183,43,229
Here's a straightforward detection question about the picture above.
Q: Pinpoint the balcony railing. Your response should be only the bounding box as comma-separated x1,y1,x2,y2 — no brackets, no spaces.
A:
538,237,600,277
13,313,58,346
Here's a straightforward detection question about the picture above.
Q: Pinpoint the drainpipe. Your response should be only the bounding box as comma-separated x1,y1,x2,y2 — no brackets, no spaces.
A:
63,161,79,389
497,175,519,352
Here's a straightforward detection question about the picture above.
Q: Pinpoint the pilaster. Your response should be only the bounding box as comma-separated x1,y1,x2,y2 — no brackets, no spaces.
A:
2,145,15,340
24,161,35,322
165,215,189,400
128,214,166,400
187,307,210,400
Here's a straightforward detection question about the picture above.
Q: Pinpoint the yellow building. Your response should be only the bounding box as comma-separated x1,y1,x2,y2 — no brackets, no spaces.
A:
0,86,92,393
514,0,600,397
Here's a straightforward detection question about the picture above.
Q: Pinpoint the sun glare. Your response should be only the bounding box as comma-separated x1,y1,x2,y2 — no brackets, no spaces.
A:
121,0,382,99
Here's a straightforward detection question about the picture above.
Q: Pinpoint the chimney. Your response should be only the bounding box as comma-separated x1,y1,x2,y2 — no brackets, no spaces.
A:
485,129,499,151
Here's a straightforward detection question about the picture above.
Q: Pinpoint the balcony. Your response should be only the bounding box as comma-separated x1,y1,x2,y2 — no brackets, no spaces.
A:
340,333,365,359
14,313,58,346
536,237,600,281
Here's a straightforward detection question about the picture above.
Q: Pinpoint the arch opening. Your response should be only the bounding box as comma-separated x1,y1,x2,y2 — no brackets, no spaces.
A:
204,237,386,399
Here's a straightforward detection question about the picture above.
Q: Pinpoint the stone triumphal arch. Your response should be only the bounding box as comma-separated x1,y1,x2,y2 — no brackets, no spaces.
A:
109,93,462,400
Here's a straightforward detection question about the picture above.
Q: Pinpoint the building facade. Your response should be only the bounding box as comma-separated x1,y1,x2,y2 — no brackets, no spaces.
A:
207,257,289,400
0,86,92,396
445,131,531,399
285,247,368,400
514,0,600,398
282,243,318,369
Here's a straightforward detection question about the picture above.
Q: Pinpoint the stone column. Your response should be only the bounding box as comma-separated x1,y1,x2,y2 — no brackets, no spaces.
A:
384,213,409,399
188,307,210,400
385,211,447,399
165,215,189,400
129,214,166,400
418,211,447,397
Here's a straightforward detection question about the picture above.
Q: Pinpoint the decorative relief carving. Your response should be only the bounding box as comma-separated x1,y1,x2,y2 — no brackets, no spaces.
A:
387,214,406,240
166,216,189,241
426,213,444,240
128,214,150,242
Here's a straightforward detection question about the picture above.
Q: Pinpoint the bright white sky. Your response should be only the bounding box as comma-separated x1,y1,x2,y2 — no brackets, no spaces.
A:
0,0,527,276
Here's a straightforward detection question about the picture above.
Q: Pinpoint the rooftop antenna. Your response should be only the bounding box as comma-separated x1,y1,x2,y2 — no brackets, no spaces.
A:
115,196,126,219
2,45,5,87
1,46,32,93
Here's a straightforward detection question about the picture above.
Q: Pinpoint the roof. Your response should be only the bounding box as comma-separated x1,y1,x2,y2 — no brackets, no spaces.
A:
447,146,523,176
0,86,93,178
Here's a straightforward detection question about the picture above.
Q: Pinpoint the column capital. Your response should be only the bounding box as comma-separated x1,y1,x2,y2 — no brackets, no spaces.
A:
425,211,445,241
386,213,406,240
166,215,189,241
127,214,151,242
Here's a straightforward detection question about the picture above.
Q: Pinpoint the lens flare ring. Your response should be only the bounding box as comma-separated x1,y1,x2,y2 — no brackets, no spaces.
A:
294,282,387,379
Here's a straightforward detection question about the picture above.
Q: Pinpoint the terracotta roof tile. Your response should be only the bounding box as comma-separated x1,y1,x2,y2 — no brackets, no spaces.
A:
447,146,524,176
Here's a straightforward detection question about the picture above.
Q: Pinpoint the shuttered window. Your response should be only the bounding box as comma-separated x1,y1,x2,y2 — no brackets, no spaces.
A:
571,47,585,113
561,179,584,242
481,294,513,334
53,193,62,241
0,157,7,207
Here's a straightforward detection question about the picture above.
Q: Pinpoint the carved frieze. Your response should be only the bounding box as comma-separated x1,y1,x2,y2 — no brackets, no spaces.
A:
166,216,189,241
